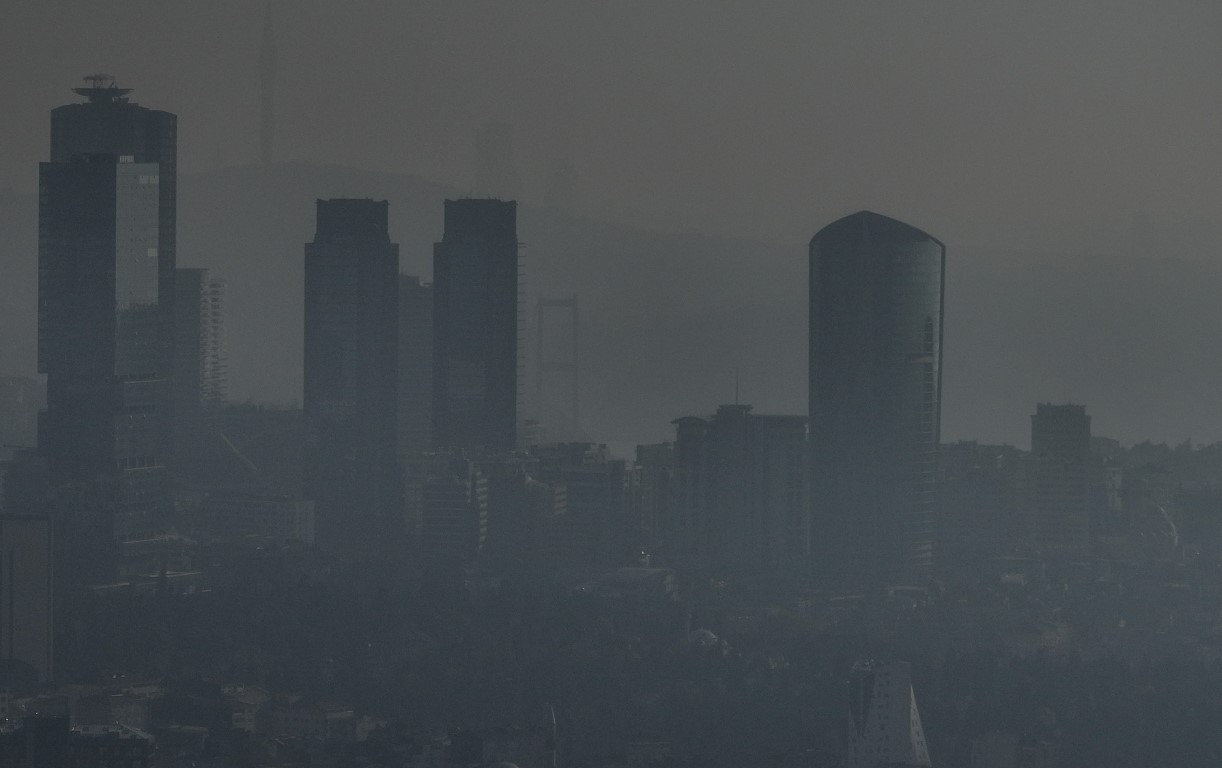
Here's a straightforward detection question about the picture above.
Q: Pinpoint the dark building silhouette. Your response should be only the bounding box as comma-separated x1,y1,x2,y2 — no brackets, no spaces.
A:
938,440,1024,567
48,75,176,337
432,198,519,455
0,717,152,767
303,199,400,554
398,275,433,458
808,211,944,586
40,166,175,574
418,453,488,573
670,405,808,576
529,443,628,566
0,515,54,684
1026,403,1093,556
0,378,44,463
38,77,176,571
632,442,674,564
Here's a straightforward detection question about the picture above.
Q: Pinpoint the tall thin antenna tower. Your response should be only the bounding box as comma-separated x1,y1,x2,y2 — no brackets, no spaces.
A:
259,3,277,165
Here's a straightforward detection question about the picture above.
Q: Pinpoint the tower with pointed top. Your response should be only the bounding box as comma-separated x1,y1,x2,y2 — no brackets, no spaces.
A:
259,3,276,165
808,211,944,586
846,660,932,768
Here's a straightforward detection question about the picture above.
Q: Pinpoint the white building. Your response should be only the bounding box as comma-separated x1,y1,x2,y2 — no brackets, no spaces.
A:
845,659,931,768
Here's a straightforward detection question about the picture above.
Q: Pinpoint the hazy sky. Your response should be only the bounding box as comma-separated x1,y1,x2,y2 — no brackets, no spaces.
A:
5,0,1222,249
7,1,1222,448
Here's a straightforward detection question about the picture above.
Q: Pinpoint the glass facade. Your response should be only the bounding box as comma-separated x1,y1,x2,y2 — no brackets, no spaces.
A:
38,155,169,546
808,211,944,585
38,84,177,568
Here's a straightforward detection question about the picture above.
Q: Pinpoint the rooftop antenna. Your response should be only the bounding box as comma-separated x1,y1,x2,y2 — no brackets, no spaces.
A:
74,74,132,104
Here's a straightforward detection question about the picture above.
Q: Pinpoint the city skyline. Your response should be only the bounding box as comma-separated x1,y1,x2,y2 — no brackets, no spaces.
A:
5,10,1222,766
2,43,1221,450
6,71,1222,456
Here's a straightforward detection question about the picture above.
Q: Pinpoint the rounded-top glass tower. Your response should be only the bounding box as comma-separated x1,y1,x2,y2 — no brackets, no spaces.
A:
808,211,944,586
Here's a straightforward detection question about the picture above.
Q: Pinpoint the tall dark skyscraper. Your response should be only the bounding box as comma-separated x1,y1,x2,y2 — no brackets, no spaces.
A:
49,76,176,324
0,515,54,684
432,199,519,455
398,275,433,458
1027,403,1093,555
38,77,177,562
303,199,401,554
808,211,944,586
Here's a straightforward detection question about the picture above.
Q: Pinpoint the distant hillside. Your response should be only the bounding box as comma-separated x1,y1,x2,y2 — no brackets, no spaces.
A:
4,163,1222,449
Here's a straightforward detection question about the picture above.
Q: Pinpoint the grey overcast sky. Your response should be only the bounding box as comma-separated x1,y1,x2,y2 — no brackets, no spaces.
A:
4,0,1222,249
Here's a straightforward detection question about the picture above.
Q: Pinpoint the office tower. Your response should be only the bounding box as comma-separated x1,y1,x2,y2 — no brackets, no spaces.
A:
0,516,54,683
808,211,944,586
39,77,176,567
433,199,519,454
530,443,628,566
303,199,400,554
39,155,171,554
938,441,1024,567
173,269,226,457
1027,403,1092,555
398,275,433,457
0,378,44,463
846,660,932,768
478,455,567,576
49,76,176,333
632,442,674,564
420,455,488,572
259,4,276,165
670,405,808,575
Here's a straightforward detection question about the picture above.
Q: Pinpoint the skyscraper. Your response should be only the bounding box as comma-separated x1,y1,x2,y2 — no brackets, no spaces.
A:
432,198,519,455
0,515,54,684
39,77,177,563
49,75,176,332
398,275,433,458
173,268,226,457
303,199,401,554
1027,403,1092,555
670,405,808,575
808,211,944,586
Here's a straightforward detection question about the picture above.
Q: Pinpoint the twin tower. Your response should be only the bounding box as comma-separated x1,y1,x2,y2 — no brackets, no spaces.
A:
303,204,946,584
303,198,519,555
299,204,947,579
38,80,944,584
